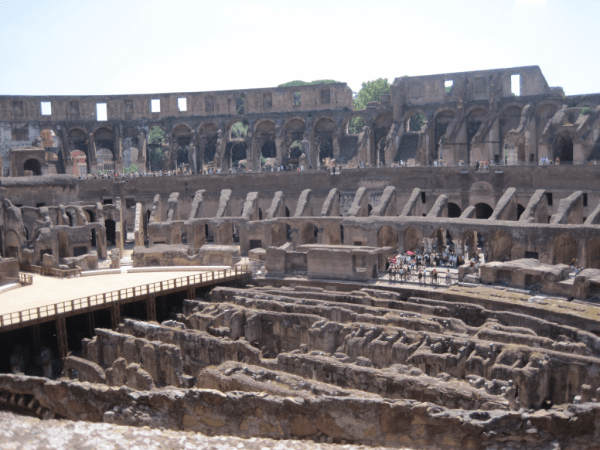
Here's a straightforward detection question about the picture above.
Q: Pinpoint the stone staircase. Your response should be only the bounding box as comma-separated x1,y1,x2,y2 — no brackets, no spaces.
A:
395,133,420,162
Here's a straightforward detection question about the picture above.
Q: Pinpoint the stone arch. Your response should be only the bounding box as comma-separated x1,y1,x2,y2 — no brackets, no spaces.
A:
404,111,427,133
232,142,247,168
373,113,393,166
96,148,115,172
586,237,600,269
404,227,423,252
553,234,578,265
283,118,306,160
432,227,450,251
466,107,488,162
198,122,220,165
93,127,114,153
378,225,397,249
23,158,42,176
314,117,336,165
554,132,574,163
463,230,482,259
535,103,558,140
299,222,318,245
433,109,456,159
71,150,87,175
173,124,192,168
489,230,512,262
123,147,139,169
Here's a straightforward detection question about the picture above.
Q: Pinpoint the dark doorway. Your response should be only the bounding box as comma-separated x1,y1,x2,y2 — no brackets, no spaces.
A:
105,219,116,245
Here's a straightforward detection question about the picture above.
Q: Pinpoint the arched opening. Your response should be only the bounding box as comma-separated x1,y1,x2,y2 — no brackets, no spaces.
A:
284,119,305,164
286,224,292,242
90,228,97,248
490,230,512,262
447,202,461,218
261,141,276,168
475,203,493,219
404,227,423,252
71,150,87,176
373,114,392,167
68,128,89,172
285,206,290,218
85,210,96,223
340,225,344,245
288,141,303,165
517,204,525,220
319,139,333,164
378,225,397,249
23,159,41,176
300,223,318,245
368,204,373,215
229,121,248,140
65,212,74,227
554,133,574,163
407,113,426,132
198,123,219,167
173,124,192,169
434,111,455,160
123,147,139,170
232,142,247,169
96,148,115,173
586,237,600,269
258,208,263,221
499,107,522,148
105,219,116,246
553,234,578,265
347,117,366,134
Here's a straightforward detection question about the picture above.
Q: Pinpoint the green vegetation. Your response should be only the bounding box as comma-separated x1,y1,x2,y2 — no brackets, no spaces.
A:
348,78,391,134
148,126,165,170
408,113,426,132
123,164,138,174
581,107,593,116
231,122,248,139
278,80,342,87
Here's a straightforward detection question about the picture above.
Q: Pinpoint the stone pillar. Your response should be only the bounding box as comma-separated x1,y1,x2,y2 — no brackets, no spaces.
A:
111,303,122,329
146,296,157,322
86,312,95,338
187,287,195,300
188,222,206,254
55,317,68,360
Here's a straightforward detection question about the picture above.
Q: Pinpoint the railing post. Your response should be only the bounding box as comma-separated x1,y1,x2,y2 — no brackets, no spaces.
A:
103,293,107,304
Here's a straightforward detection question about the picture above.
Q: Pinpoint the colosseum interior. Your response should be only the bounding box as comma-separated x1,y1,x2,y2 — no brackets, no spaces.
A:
1,66,600,449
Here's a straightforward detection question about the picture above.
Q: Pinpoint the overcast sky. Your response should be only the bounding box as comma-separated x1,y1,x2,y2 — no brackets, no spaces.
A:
0,0,597,96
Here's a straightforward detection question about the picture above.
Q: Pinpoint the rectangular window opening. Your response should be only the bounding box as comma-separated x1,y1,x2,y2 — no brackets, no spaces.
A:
40,101,52,116
235,96,245,115
293,92,301,106
151,99,161,113
421,192,426,203
103,198,113,205
96,103,108,121
546,192,553,206
178,97,187,112
444,80,453,95
263,93,272,109
205,96,214,113
583,193,588,207
511,74,521,96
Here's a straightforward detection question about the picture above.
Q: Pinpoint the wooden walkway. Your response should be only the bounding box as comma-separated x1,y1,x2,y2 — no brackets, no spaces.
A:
0,266,249,332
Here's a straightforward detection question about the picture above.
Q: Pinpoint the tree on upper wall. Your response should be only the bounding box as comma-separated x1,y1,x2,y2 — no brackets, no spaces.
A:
277,80,343,87
409,113,426,132
231,122,248,139
148,126,165,171
348,78,391,134
123,164,138,174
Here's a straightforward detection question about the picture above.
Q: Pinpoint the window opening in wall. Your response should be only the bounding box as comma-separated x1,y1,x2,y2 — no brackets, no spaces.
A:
235,95,245,115
321,88,330,104
293,92,301,106
96,103,107,121
263,93,272,109
583,193,588,207
421,192,426,203
530,154,535,162
151,99,161,113
36,203,45,208
494,154,500,164
103,198,113,205
546,193,553,206
13,101,24,117
178,97,187,112
205,96,214,113
70,101,80,118
511,74,521,96
40,101,52,116
444,80,453,95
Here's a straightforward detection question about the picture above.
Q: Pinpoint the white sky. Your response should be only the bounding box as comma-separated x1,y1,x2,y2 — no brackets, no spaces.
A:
0,0,597,96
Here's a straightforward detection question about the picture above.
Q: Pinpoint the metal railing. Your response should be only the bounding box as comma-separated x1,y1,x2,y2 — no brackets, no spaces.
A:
19,273,33,285
20,264,81,279
0,265,249,330
379,270,459,285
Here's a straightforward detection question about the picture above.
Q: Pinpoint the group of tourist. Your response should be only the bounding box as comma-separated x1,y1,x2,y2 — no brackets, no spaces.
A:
384,248,472,284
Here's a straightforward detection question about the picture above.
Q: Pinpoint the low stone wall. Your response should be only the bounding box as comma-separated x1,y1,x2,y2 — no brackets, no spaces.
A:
1,373,600,449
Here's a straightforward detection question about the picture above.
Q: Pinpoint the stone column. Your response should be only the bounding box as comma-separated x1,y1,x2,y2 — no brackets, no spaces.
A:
146,296,157,322
55,317,68,360
110,303,122,329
